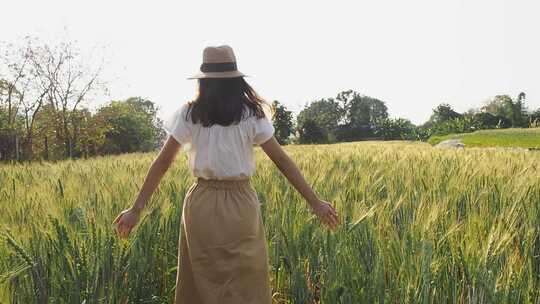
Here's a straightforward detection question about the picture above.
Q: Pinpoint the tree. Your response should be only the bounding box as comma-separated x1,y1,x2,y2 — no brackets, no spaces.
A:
296,98,342,143
338,91,388,140
429,116,479,136
270,100,294,145
297,118,326,144
0,105,17,160
0,37,53,159
31,103,70,160
428,103,463,125
296,90,390,142
530,108,540,127
472,112,510,129
0,34,108,160
480,93,527,127
341,92,388,129
36,36,107,158
481,95,513,118
374,117,417,140
94,97,162,154
512,92,527,127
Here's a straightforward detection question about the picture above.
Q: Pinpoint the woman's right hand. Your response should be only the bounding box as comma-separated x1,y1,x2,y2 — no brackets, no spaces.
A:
308,200,340,231
113,207,141,238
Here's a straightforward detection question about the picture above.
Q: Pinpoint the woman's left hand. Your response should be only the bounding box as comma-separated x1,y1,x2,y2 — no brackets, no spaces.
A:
113,207,141,238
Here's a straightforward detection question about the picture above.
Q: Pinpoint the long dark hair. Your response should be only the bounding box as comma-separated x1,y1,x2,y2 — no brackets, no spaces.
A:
185,77,271,127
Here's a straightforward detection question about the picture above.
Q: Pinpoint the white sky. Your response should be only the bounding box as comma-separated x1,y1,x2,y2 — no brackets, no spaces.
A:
1,0,539,124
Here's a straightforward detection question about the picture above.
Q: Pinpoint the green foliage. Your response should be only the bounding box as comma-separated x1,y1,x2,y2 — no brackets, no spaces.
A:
420,96,534,140
296,90,393,143
337,90,388,130
373,117,417,140
425,103,463,127
470,112,511,129
95,97,165,154
481,95,514,118
480,93,529,128
2,142,540,302
271,100,294,145
296,118,327,144
0,108,25,161
529,109,540,127
0,97,164,161
429,116,478,136
296,98,343,143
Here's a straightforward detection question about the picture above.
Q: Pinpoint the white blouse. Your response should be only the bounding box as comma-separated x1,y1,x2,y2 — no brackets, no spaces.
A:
163,102,275,180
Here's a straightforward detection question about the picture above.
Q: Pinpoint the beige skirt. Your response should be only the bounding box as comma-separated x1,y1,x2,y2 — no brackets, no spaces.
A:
174,177,272,304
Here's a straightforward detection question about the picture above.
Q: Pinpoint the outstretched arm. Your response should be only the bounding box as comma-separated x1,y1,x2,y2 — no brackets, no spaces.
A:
259,137,340,230
113,135,182,237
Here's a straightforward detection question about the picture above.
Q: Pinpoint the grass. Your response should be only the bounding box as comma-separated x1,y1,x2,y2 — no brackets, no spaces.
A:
1,141,540,303
428,127,540,149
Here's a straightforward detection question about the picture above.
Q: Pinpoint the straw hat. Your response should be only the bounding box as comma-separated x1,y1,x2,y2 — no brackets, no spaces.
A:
187,45,248,79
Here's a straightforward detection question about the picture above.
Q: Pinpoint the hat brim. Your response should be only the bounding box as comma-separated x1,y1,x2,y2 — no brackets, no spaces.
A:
187,70,248,80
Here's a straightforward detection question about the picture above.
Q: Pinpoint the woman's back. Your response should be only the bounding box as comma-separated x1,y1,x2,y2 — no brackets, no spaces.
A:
164,102,275,180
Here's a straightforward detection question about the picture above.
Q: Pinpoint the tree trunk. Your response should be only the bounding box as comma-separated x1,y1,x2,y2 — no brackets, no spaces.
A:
44,136,49,160
15,135,19,161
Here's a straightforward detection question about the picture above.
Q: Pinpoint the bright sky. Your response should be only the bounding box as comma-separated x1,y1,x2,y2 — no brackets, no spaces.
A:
1,0,539,124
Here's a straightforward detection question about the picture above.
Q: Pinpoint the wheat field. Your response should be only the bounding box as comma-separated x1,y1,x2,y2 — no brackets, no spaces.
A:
1,141,540,303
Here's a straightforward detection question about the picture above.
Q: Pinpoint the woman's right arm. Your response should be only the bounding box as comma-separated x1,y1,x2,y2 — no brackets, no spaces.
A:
113,135,182,238
259,137,340,230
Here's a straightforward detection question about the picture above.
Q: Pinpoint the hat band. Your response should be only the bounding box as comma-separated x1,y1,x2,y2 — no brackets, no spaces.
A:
200,62,237,72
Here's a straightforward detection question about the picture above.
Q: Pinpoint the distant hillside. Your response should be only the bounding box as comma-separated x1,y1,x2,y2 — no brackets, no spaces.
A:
428,128,540,149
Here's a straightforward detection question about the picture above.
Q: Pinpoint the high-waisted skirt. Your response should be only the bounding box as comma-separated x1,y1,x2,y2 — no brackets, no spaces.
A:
174,177,272,304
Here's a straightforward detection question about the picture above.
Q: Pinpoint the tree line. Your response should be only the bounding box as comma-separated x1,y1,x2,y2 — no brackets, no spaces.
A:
2,35,539,162
0,36,165,161
272,91,540,145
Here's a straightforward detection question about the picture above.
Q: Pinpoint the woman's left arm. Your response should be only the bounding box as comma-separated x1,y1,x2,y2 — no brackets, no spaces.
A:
113,136,182,238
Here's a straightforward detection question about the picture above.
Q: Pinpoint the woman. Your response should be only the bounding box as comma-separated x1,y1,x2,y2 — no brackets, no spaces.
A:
113,45,340,304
